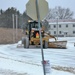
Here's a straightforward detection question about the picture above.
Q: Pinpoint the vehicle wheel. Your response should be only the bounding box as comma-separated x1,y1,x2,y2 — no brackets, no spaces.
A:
43,41,48,48
26,37,29,48
22,37,29,48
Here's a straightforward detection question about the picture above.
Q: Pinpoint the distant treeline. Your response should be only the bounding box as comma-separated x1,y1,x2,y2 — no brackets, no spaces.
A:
0,7,32,28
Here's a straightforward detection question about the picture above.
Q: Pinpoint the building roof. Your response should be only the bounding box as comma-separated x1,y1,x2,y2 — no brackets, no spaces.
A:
47,19,75,24
47,19,75,22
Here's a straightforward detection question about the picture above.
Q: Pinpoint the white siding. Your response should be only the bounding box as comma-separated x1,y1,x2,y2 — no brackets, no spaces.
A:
49,22,75,37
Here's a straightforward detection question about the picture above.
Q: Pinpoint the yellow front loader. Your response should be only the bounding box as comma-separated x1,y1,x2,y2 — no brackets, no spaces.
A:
22,20,67,49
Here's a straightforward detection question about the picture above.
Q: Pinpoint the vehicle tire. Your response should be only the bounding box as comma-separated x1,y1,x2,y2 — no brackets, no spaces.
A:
22,37,29,48
26,37,29,48
43,41,48,48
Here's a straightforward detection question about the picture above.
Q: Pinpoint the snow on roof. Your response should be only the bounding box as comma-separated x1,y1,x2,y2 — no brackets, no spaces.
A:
47,19,75,23
47,19,75,24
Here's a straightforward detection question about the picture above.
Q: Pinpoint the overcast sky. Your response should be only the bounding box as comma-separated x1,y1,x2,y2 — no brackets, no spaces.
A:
0,0,75,18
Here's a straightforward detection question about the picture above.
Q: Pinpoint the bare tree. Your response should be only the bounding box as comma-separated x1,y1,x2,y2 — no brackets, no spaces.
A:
45,6,74,19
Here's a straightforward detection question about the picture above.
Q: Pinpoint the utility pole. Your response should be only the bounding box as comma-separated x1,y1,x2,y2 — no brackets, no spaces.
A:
36,0,46,75
12,14,15,43
56,17,58,40
16,14,18,41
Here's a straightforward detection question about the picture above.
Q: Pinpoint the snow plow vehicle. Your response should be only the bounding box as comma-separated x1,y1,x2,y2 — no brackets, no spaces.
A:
22,20,67,49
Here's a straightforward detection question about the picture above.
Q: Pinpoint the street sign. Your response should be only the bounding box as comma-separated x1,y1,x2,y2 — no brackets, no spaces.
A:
42,60,51,73
26,0,49,20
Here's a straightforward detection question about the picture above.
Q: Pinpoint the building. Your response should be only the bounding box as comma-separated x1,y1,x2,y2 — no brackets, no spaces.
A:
47,19,75,37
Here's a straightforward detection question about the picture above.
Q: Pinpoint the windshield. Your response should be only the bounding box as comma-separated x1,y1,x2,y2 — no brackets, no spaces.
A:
31,22,42,29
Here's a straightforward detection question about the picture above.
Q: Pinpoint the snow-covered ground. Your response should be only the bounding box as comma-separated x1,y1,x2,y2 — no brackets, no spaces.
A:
0,37,75,75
